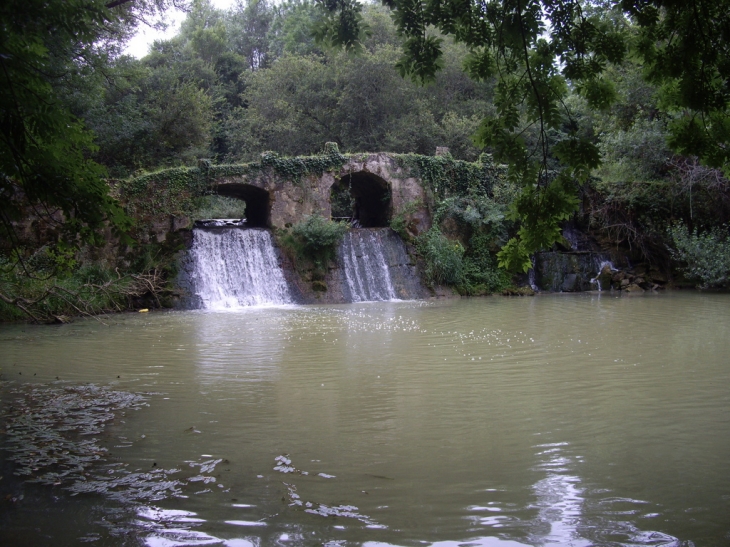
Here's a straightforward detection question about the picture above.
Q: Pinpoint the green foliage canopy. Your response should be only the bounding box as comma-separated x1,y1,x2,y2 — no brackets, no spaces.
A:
668,222,730,288
0,0,177,259
315,0,730,271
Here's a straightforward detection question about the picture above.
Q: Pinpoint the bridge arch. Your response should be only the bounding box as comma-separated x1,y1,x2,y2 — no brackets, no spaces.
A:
331,171,391,227
214,183,271,227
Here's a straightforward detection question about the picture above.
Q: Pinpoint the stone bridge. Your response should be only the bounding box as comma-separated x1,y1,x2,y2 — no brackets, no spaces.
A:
209,152,431,235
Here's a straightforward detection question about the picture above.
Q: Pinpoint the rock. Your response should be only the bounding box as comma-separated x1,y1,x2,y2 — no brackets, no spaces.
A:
171,215,191,231
439,216,465,244
534,251,605,292
597,265,613,290
501,286,535,296
623,283,645,293
648,268,668,284
620,278,630,288
639,280,654,290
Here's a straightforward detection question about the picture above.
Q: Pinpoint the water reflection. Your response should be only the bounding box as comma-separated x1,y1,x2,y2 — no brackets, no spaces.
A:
139,506,259,546
529,443,591,547
190,308,296,384
525,441,685,547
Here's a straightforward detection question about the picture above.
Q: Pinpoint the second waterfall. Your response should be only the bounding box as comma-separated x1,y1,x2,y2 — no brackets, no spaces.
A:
339,229,403,302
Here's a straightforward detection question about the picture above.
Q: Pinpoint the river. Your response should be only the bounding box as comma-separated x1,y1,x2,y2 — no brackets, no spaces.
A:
1,292,728,546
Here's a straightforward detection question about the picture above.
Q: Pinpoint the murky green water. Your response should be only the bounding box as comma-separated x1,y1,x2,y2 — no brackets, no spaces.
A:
1,293,729,546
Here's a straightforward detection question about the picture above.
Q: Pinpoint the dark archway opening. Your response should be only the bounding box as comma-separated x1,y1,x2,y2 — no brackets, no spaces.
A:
330,172,391,227
215,184,271,227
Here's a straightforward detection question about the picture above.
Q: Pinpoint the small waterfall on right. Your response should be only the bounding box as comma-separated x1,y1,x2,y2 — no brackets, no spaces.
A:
590,259,617,292
531,224,620,292
533,252,616,292
339,229,398,302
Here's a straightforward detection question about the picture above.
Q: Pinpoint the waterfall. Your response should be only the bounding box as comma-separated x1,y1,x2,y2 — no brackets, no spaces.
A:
590,259,617,292
185,228,292,309
528,255,539,292
339,229,399,302
534,252,614,292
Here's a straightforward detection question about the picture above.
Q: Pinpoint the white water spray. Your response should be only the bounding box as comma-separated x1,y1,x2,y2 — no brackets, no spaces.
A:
340,230,398,302
186,228,292,309
590,259,617,292
528,255,539,292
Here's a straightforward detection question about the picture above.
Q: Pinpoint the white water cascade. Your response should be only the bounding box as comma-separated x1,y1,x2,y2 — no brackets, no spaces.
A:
590,259,617,292
339,230,398,302
186,228,292,309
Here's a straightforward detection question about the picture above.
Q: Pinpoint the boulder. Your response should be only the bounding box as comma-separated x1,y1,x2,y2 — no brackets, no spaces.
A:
648,268,668,284
596,264,614,291
623,283,645,293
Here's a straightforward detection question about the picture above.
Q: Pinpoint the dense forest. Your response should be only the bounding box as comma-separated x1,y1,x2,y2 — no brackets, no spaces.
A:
1,0,730,321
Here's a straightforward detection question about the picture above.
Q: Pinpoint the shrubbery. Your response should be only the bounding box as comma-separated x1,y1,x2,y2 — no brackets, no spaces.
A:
668,223,730,288
389,199,423,241
459,233,512,295
416,228,465,286
280,215,349,280
290,215,349,254
413,190,512,293
0,255,169,323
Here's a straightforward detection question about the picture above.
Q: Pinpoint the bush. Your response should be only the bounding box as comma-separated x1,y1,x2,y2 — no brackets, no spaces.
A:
281,215,349,279
458,233,512,295
668,222,730,288
0,240,177,323
416,228,465,286
291,215,349,254
0,260,136,322
389,199,423,241
434,194,506,230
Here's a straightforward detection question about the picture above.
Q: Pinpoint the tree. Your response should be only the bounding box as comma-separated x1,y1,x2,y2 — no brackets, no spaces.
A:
269,0,327,57
228,0,275,70
222,4,493,160
0,0,177,258
314,0,730,271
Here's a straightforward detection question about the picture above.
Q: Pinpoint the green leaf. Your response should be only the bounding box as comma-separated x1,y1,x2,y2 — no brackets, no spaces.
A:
553,138,602,182
497,238,532,273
